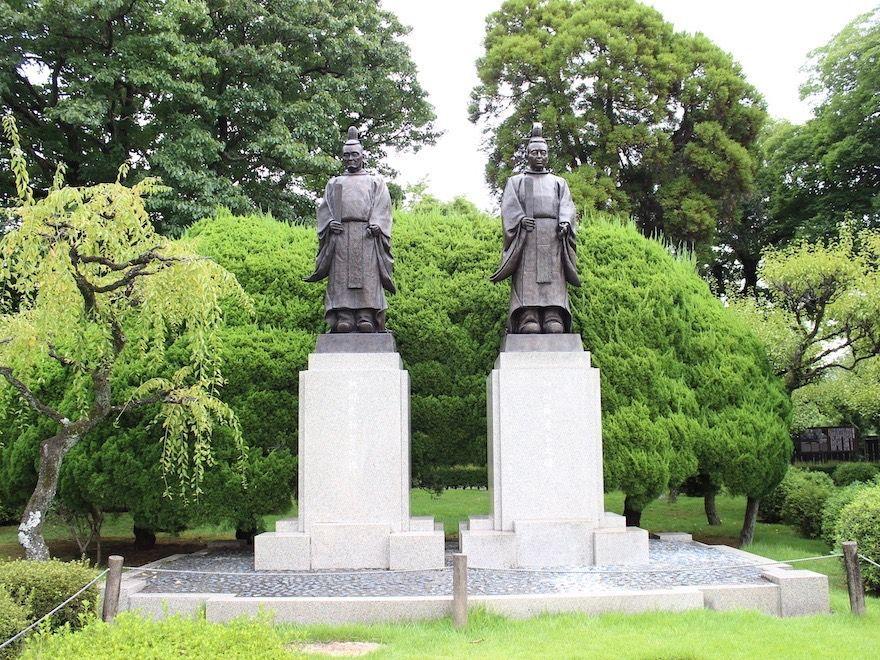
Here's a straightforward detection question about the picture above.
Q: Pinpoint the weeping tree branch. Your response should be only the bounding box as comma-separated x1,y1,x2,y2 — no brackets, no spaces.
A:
0,365,68,426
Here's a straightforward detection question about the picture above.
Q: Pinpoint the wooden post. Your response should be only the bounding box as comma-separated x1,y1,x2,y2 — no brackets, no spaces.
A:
452,553,467,629
842,541,866,616
101,555,124,623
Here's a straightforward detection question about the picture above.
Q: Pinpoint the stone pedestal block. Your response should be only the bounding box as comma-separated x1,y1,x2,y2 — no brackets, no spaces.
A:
254,343,444,570
459,335,649,567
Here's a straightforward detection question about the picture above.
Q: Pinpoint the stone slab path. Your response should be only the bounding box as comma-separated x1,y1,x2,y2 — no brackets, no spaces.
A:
135,540,769,598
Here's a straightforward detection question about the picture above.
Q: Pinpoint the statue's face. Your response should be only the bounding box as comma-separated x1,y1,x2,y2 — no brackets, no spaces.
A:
527,145,548,171
342,146,364,173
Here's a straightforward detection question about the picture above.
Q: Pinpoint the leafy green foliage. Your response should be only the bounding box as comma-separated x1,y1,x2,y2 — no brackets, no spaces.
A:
0,587,28,660
470,0,765,255
731,227,880,396
821,481,871,548
769,8,880,244
780,470,835,539
0,120,249,557
0,559,97,631
21,612,297,660
836,483,880,593
0,0,437,232
831,463,879,487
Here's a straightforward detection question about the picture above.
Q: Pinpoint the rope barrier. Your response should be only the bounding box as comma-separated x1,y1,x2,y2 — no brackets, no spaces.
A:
859,554,880,569
121,552,842,578
0,569,108,652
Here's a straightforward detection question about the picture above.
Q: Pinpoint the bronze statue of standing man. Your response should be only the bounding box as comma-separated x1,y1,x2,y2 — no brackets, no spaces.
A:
306,127,395,333
491,123,581,333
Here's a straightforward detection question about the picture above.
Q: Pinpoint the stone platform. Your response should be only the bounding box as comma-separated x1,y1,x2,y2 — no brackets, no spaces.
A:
460,335,649,567
253,339,444,570
118,539,831,623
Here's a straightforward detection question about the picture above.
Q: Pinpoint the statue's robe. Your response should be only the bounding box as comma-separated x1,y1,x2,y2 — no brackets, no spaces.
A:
490,171,580,332
305,171,395,330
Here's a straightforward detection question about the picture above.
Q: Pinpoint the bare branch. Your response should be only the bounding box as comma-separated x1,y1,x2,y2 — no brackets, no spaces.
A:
0,365,67,426
47,344,86,370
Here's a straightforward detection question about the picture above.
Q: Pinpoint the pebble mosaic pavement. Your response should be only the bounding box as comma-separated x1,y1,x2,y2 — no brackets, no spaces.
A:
136,541,771,598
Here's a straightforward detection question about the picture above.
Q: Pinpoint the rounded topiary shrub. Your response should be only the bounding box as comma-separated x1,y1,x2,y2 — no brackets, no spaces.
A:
780,469,835,538
836,484,880,593
831,462,879,487
0,587,28,660
0,560,98,632
822,481,871,548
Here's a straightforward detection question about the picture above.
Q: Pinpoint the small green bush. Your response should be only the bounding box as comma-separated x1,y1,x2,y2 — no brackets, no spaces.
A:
0,587,28,659
0,560,98,632
20,612,296,659
836,484,880,593
821,482,871,548
780,470,835,538
831,462,879,486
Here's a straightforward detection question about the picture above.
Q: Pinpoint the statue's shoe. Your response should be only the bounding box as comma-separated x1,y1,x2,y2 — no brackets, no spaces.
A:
357,320,376,333
334,320,355,333
518,321,541,334
543,320,564,334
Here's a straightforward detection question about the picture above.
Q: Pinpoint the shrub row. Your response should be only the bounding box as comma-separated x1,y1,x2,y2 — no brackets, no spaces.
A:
0,588,28,659
418,465,488,491
836,484,880,593
794,461,880,485
0,560,99,635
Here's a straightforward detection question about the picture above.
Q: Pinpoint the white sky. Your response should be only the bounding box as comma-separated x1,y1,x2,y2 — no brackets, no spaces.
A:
382,0,878,211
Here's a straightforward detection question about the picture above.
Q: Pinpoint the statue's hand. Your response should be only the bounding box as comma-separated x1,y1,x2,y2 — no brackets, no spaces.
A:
330,220,344,234
521,216,536,232
558,221,571,236
367,223,381,237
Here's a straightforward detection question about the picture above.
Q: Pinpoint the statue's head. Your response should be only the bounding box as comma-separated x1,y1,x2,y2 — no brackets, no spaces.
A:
342,126,364,173
526,123,548,172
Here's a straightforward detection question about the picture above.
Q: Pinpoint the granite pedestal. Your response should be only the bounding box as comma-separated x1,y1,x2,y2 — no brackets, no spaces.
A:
459,334,649,568
254,334,444,570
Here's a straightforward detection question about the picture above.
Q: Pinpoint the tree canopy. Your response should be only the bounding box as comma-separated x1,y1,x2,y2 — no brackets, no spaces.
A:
469,0,765,255
0,0,437,232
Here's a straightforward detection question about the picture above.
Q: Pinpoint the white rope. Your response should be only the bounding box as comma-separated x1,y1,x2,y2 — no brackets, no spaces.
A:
121,553,841,578
859,554,880,569
0,569,108,652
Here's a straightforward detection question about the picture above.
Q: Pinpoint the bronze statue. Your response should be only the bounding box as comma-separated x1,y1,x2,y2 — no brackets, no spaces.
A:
306,127,395,333
491,123,580,334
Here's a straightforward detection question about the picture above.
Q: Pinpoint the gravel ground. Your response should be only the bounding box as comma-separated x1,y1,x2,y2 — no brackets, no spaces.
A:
135,540,770,598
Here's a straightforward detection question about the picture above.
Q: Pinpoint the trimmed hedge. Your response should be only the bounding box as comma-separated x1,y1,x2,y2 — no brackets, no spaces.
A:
831,462,879,487
20,613,294,659
424,465,488,491
758,468,797,523
0,587,28,659
780,470,835,538
836,484,880,593
0,560,98,632
821,482,871,548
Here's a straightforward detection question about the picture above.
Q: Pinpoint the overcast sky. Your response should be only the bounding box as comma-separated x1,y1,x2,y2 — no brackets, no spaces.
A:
382,0,878,211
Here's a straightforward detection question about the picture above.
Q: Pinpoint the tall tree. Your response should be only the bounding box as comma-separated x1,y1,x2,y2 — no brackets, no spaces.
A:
0,0,437,233
0,118,246,558
794,7,880,237
469,0,765,257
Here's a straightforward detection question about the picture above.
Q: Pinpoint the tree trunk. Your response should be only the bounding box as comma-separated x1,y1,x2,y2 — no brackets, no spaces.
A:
667,488,679,504
623,496,642,527
133,525,156,550
740,255,760,298
704,491,721,526
739,496,760,547
18,432,80,560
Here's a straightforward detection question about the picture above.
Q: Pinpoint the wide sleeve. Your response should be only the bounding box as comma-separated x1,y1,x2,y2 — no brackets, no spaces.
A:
557,177,577,231
499,176,525,249
369,176,393,238
316,178,336,238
